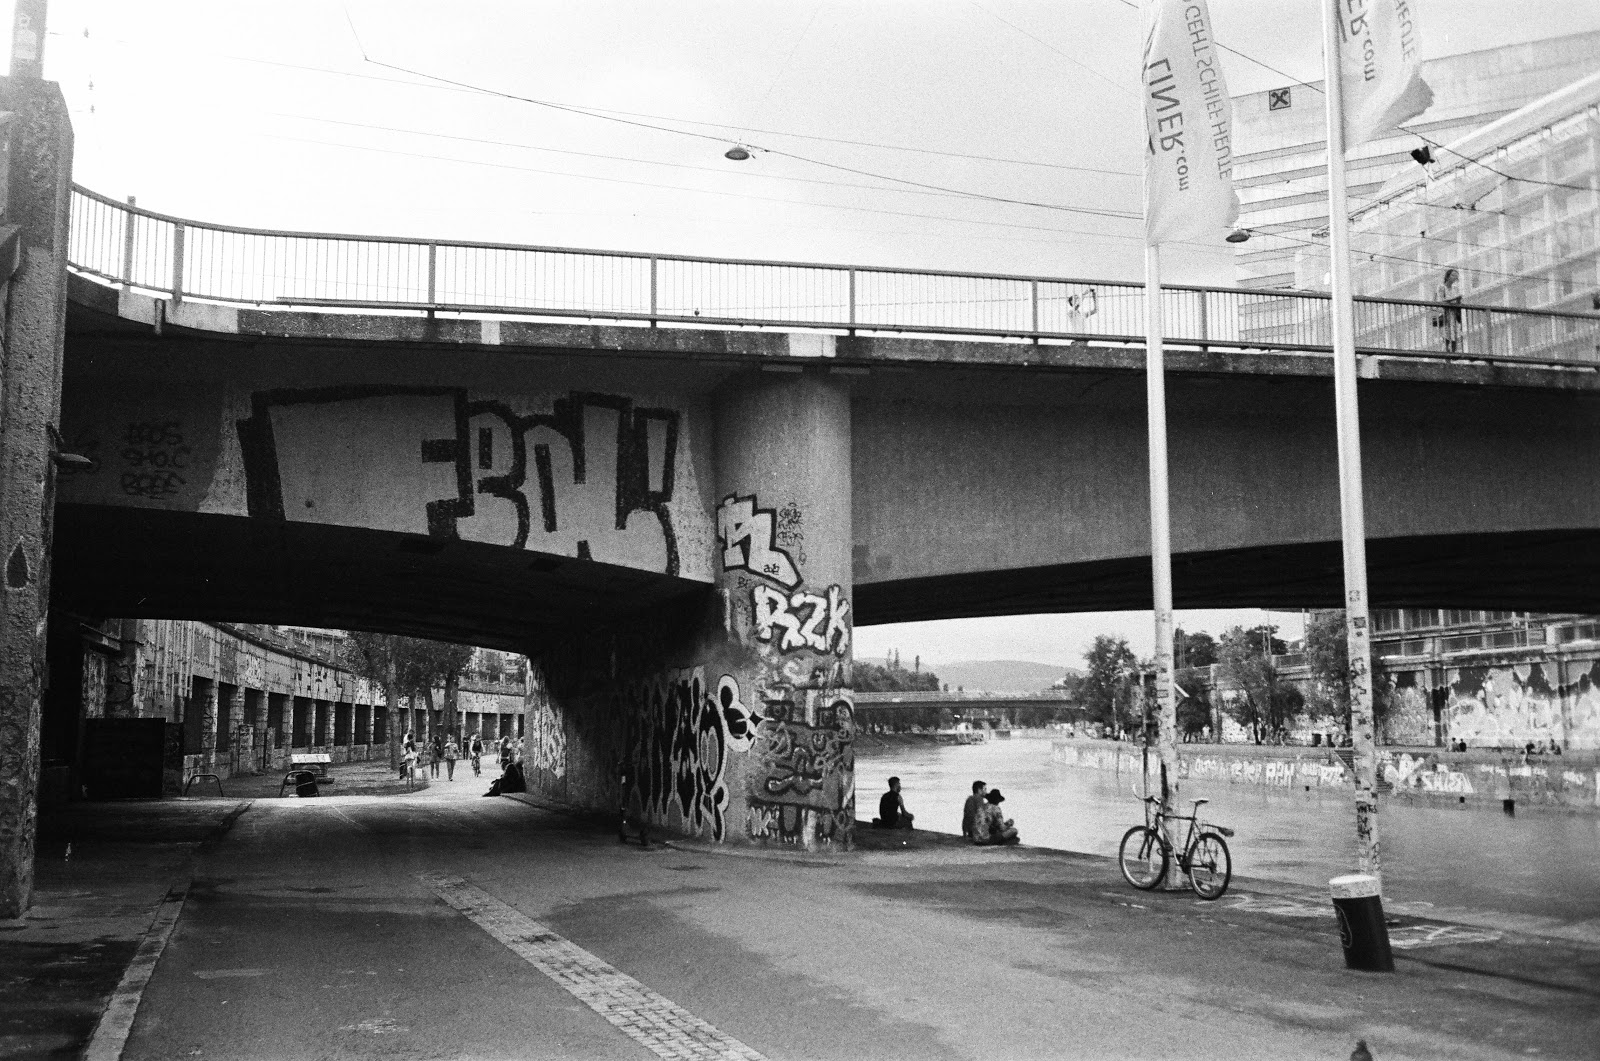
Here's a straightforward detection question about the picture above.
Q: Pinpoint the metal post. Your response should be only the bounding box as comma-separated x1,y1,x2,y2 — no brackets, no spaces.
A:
426,242,437,319
649,256,658,327
1030,279,1039,341
847,268,857,335
1320,0,1382,890
171,224,185,302
121,196,136,289
1198,290,1209,350
1144,244,1182,889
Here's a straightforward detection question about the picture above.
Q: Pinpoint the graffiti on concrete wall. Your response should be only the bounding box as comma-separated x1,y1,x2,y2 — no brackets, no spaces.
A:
744,681,855,844
1382,752,1474,794
1561,661,1600,749
1445,663,1564,749
718,494,800,587
118,420,191,499
237,386,683,574
751,584,850,656
624,669,760,841
530,699,567,779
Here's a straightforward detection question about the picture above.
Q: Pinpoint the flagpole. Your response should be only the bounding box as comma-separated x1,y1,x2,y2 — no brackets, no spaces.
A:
1144,241,1181,889
1319,0,1382,890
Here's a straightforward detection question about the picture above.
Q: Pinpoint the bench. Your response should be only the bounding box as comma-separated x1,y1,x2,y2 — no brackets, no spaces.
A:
289,752,332,777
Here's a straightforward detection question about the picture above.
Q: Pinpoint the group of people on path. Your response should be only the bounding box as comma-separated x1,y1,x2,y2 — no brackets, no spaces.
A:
873,776,1019,845
399,732,522,782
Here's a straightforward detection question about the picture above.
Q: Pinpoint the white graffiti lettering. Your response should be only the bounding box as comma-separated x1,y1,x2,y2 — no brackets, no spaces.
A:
718,494,800,588
752,584,850,656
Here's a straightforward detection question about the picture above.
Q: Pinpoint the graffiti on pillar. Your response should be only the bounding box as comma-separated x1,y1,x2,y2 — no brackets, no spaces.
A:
751,584,850,656
237,386,682,574
747,687,854,810
717,494,800,588
624,669,760,841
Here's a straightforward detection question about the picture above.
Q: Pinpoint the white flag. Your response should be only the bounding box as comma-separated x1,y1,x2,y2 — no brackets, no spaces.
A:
1142,0,1240,245
1339,0,1434,148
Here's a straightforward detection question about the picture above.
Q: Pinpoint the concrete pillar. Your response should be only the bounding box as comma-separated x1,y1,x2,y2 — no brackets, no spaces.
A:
0,77,73,916
193,678,218,771
714,372,854,850
217,683,240,755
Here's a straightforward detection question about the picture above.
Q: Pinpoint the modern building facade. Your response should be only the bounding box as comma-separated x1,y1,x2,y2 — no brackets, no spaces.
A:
1229,30,1600,295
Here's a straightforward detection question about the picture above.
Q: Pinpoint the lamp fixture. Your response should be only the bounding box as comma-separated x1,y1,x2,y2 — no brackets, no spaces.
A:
1225,228,1252,244
1410,146,1434,166
723,145,751,161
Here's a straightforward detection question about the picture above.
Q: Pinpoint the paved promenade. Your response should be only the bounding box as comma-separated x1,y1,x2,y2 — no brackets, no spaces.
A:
3,770,1596,1060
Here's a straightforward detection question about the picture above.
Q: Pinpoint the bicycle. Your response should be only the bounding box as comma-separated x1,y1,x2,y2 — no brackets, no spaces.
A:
1118,795,1234,899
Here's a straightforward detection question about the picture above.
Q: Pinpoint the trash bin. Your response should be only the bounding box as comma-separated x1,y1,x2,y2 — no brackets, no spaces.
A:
293,770,320,798
1330,873,1393,971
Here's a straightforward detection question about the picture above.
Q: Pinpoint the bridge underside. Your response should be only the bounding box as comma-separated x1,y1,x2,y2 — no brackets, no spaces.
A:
51,504,707,652
54,504,1599,647
857,527,1600,624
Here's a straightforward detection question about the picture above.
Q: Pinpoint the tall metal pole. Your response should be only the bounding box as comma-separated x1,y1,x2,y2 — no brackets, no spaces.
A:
10,0,47,79
1145,243,1182,888
1319,0,1382,889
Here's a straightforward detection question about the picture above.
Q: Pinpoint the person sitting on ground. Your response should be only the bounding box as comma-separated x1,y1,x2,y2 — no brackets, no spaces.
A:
874,777,914,829
962,780,988,839
970,788,1019,845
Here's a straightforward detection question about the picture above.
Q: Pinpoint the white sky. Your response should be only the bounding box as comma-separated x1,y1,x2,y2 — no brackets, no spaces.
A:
30,1,1598,666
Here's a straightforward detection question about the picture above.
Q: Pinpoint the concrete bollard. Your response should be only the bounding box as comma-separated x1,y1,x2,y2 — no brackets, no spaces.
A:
1330,874,1394,972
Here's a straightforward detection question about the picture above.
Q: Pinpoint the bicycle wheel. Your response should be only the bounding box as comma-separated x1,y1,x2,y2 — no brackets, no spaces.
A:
1118,826,1168,890
1186,832,1232,900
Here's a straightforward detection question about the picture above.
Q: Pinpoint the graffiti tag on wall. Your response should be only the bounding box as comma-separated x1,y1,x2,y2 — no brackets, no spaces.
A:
718,494,800,587
623,669,760,841
237,386,682,574
751,584,850,656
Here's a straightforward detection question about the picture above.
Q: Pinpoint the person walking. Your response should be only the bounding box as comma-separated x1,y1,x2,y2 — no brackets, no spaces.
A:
400,732,417,782
469,734,483,777
443,736,460,780
428,735,443,779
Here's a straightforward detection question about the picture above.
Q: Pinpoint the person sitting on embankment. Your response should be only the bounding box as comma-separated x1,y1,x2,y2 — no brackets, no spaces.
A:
873,777,914,829
970,788,1019,845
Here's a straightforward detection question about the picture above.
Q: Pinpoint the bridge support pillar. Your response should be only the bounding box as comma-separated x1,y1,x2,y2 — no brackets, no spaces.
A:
0,77,73,917
712,371,855,849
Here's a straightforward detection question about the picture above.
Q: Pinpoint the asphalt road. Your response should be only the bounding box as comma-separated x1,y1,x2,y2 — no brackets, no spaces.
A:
81,777,1599,1061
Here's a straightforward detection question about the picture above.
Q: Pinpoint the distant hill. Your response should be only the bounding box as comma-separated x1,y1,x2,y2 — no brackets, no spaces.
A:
930,660,1078,695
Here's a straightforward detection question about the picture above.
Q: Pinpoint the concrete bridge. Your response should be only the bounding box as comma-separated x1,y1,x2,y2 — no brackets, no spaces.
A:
51,184,1600,857
5,74,1600,923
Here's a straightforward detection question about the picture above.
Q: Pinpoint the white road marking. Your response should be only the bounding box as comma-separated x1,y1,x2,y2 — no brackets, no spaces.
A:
83,885,189,1061
420,873,767,1061
193,968,268,980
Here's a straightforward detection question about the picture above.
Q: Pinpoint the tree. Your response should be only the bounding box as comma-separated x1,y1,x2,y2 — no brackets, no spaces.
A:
1216,625,1302,744
1172,628,1218,741
854,659,940,693
1303,609,1396,740
345,633,477,755
1080,635,1139,732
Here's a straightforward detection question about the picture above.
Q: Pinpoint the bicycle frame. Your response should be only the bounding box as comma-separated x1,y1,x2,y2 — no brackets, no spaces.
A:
1141,797,1230,865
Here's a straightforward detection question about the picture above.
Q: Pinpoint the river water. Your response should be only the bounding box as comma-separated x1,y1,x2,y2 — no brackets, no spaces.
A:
857,736,1600,925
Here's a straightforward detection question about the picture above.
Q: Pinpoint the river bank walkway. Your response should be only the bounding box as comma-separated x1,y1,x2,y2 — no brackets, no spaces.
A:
4,784,1595,1060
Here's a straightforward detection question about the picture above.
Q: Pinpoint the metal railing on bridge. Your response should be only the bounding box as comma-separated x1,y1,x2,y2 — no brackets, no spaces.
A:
66,185,1600,366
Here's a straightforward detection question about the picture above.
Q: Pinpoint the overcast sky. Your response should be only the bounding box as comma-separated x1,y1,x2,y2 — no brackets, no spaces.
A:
31,1,1599,666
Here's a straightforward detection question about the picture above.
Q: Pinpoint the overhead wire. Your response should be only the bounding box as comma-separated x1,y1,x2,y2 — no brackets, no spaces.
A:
51,28,1138,177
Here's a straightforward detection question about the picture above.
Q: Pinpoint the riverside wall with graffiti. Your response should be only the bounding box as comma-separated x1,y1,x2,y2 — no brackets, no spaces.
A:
1051,738,1600,810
